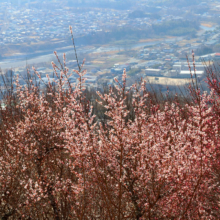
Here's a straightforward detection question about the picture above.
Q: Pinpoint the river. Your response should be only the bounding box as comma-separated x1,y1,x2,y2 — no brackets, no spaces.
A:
0,36,184,70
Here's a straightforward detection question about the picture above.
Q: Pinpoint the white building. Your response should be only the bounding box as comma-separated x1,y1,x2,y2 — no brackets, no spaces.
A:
173,65,181,71
179,70,204,78
173,62,205,75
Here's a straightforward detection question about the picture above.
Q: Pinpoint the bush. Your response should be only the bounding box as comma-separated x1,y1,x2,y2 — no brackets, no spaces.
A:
0,50,219,219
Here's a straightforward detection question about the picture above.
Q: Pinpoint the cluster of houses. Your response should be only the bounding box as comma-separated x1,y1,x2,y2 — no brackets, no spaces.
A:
137,35,220,78
0,2,127,45
2,63,97,90
2,0,220,87
145,62,205,78
1,0,218,48
0,1,158,47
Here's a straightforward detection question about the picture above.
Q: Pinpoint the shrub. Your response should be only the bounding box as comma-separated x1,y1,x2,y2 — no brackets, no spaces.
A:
0,49,219,219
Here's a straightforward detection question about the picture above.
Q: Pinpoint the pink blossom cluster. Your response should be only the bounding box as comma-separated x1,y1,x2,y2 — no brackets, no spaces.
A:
0,58,219,219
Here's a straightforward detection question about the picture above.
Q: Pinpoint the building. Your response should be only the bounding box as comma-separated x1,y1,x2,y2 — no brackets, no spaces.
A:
145,68,162,76
66,60,77,65
179,70,204,78
173,62,205,73
199,54,213,61
214,53,220,60
111,64,131,74
173,64,181,71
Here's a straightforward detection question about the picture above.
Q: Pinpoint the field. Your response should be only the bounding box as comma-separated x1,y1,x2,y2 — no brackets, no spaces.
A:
201,22,216,28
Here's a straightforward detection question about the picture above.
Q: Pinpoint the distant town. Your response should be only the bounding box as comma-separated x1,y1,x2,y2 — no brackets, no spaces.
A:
1,0,220,90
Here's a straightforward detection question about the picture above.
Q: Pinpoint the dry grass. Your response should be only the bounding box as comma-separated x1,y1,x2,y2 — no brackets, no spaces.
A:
139,36,176,43
29,36,40,39
177,38,200,47
91,60,105,64
90,50,120,56
201,22,216,28
139,38,162,43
